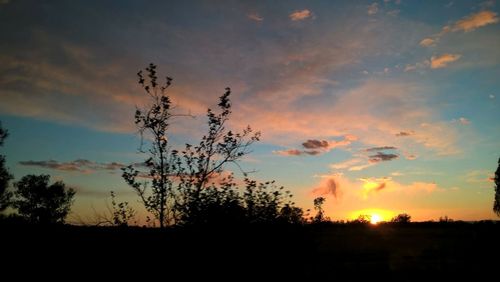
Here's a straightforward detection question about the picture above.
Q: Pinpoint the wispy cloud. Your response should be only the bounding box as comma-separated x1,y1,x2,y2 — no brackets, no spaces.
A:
367,3,379,15
452,10,499,32
395,131,414,137
275,135,357,157
458,117,471,125
311,176,340,198
365,146,397,152
419,38,436,47
430,54,461,69
273,149,321,156
421,10,499,48
19,159,126,173
247,12,263,22
289,9,312,21
369,152,399,163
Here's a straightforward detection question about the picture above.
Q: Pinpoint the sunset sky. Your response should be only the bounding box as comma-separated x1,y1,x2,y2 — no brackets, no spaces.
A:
1,0,499,222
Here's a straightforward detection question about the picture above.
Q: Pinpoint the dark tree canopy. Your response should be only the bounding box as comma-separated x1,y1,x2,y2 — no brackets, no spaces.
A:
0,122,13,211
494,157,500,217
12,175,75,224
391,213,411,223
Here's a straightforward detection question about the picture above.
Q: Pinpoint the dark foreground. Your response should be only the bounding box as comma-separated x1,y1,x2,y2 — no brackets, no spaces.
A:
2,221,500,280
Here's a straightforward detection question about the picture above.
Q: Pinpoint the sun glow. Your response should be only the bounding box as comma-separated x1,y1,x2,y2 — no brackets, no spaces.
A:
350,209,395,224
370,214,381,225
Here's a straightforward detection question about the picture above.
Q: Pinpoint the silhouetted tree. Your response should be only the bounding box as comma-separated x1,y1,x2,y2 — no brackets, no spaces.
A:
175,88,260,224
391,213,411,223
313,197,326,223
353,214,371,224
122,63,182,228
494,157,500,217
12,175,75,224
279,204,304,224
0,122,13,211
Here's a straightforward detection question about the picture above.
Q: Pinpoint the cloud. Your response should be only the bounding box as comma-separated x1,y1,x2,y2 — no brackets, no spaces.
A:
458,117,471,125
302,139,329,149
465,170,494,184
276,135,356,157
289,9,312,21
273,149,320,156
365,146,397,152
452,10,499,32
419,38,435,47
369,152,399,163
395,131,414,137
312,177,339,198
247,13,263,22
420,10,499,48
367,3,379,15
430,54,461,69
19,159,126,173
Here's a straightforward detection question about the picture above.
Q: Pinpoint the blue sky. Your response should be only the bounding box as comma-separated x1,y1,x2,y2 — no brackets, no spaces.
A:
0,0,499,222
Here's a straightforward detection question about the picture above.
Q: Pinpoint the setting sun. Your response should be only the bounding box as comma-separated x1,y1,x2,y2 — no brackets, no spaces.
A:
351,209,394,223
370,214,381,225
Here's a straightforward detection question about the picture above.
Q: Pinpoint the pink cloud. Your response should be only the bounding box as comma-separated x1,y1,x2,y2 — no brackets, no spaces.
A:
289,9,312,21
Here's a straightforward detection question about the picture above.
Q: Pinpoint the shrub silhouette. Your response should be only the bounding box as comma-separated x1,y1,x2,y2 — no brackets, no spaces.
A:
12,174,75,224
0,122,13,212
391,213,411,223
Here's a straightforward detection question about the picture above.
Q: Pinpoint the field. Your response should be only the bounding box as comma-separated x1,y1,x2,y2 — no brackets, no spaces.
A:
2,221,500,280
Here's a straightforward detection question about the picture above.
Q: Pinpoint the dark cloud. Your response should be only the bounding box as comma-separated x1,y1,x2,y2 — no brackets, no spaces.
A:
19,159,126,173
365,146,397,152
375,182,386,191
302,139,329,149
395,131,413,137
312,178,339,198
369,152,399,163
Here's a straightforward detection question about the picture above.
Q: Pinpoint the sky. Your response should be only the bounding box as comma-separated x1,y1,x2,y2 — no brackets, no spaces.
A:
0,0,499,223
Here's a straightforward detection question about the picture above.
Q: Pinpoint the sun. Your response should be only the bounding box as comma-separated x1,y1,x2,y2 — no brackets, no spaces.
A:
370,214,382,225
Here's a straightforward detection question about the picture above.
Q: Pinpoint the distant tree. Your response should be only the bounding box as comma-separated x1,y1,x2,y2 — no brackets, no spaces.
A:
439,215,453,223
494,157,500,217
313,197,326,223
122,63,182,228
353,214,371,224
279,204,304,224
0,122,13,212
391,213,411,223
12,175,75,224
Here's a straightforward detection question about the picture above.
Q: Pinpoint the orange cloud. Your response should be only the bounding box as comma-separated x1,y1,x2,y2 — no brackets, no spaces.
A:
247,13,263,22
419,38,435,47
420,10,499,48
430,54,461,69
289,9,312,21
452,10,499,32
